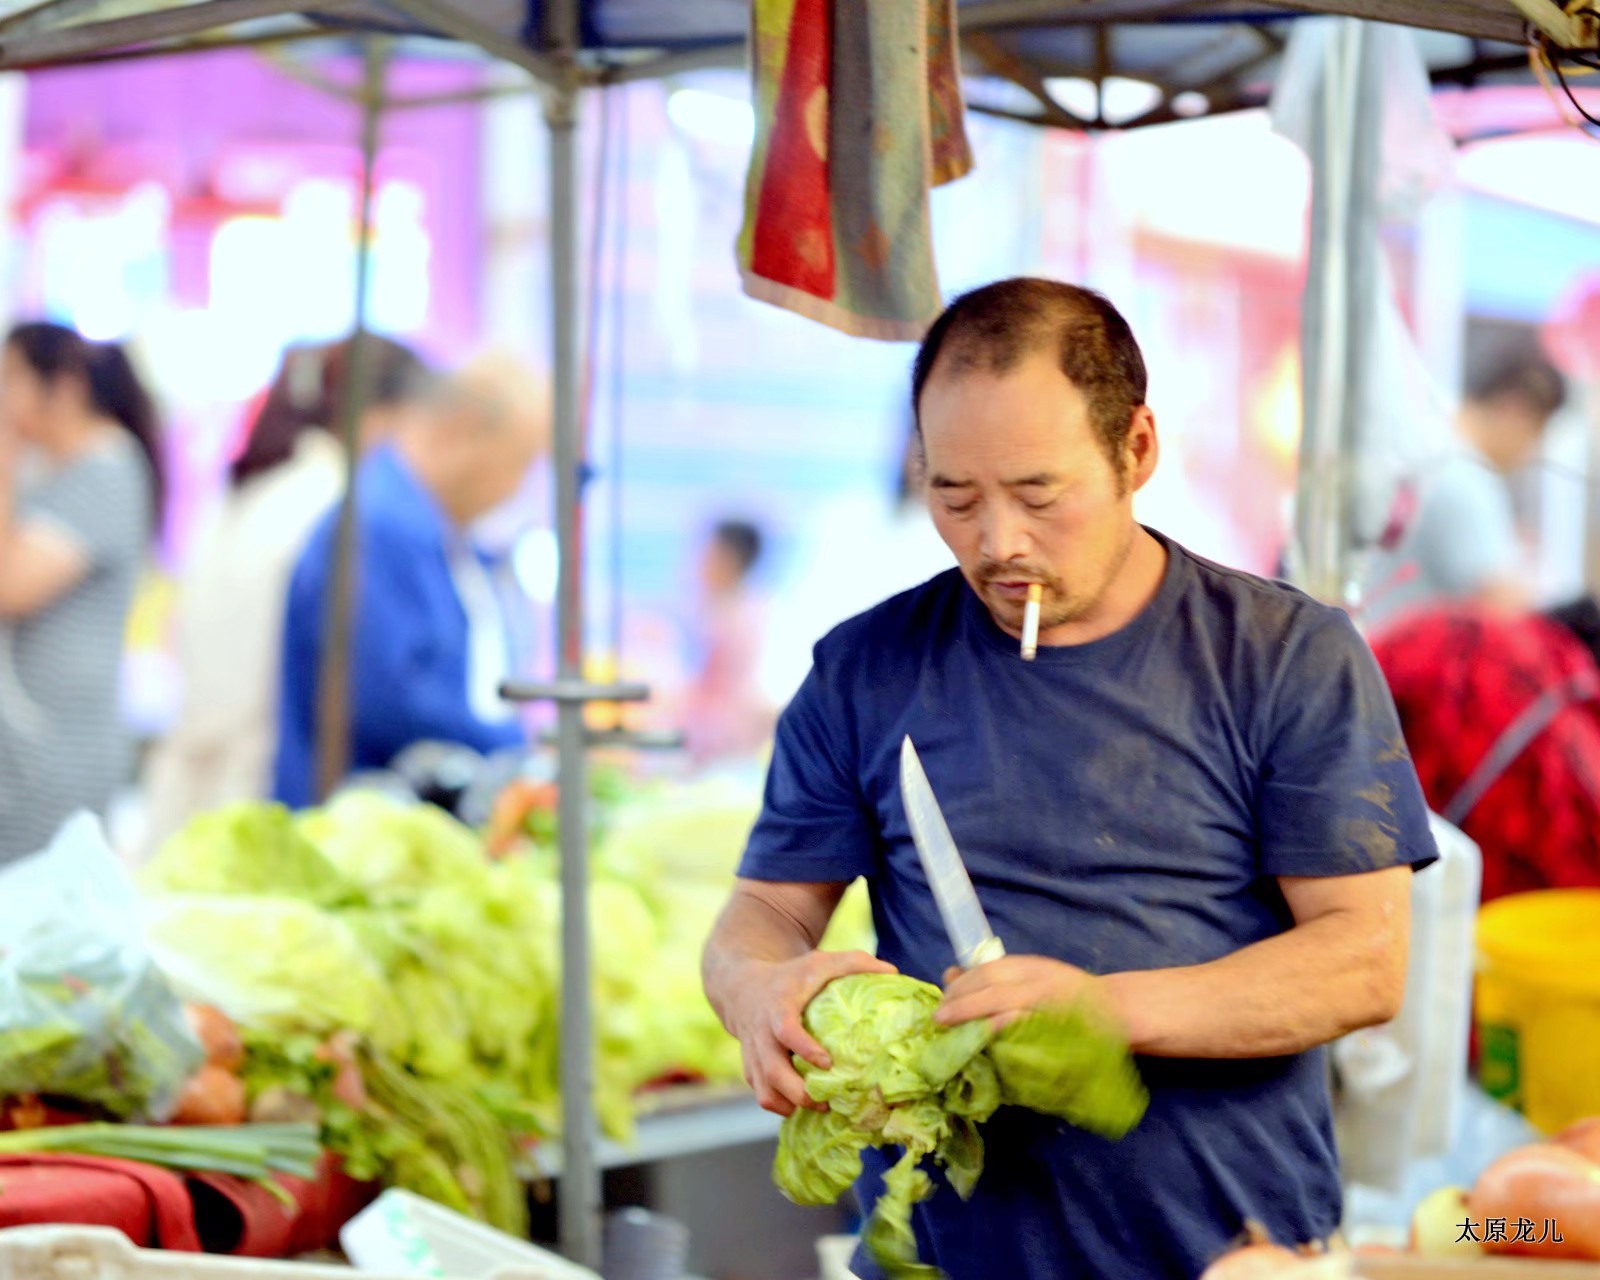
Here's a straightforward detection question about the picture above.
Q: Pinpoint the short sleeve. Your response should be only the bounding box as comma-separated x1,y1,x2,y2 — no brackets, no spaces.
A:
1256,609,1439,878
27,451,148,566
738,655,880,884
1409,460,1518,595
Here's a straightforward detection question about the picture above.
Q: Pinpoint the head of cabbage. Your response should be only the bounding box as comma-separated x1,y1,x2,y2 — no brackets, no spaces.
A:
773,973,1148,1280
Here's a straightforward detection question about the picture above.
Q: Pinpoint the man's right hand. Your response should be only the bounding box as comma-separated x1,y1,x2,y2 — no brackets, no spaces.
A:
723,949,896,1117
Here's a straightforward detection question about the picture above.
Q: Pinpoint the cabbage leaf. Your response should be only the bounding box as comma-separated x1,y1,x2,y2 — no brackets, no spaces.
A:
774,973,1149,1279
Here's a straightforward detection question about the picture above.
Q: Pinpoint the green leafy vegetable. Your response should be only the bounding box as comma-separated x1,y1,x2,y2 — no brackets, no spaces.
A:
141,803,358,908
141,895,406,1053
297,794,491,903
774,976,1002,1279
774,973,1149,1279
144,786,760,1226
988,1001,1148,1139
772,1107,864,1207
863,1153,943,1280
0,1024,79,1093
0,942,204,1122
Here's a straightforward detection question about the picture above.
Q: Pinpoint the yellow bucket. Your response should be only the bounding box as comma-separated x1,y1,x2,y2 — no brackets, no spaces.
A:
1475,889,1600,1134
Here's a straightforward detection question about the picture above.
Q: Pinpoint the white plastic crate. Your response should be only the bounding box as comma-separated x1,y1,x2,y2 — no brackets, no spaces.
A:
0,1225,593,1280
340,1192,598,1280
814,1235,858,1280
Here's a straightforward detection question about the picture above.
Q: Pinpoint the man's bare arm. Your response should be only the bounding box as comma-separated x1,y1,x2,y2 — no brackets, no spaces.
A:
1100,865,1411,1058
939,866,1410,1059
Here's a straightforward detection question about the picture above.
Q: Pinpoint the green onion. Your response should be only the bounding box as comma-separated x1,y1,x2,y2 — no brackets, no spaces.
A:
0,1123,321,1182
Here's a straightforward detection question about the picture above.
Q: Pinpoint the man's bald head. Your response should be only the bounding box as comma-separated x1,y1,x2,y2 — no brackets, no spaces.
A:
428,351,550,451
404,350,552,525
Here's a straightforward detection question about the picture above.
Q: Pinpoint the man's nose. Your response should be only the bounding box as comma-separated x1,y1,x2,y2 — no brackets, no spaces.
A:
979,502,1030,565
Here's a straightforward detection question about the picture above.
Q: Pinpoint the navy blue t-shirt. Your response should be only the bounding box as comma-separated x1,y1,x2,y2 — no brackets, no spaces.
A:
738,530,1437,1280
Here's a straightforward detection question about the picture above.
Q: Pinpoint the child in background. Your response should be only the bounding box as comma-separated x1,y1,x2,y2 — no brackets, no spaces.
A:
681,519,775,768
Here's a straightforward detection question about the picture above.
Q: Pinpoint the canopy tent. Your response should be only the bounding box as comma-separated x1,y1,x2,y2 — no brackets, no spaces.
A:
0,1,1587,127
1,0,1595,1268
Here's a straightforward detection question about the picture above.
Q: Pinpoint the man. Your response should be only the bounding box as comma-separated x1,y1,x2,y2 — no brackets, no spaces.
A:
273,353,550,807
142,337,431,851
1361,339,1567,633
1374,603,1600,906
702,279,1437,1279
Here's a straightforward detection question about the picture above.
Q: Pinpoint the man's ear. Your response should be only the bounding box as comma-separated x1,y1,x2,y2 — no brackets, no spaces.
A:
1125,406,1159,495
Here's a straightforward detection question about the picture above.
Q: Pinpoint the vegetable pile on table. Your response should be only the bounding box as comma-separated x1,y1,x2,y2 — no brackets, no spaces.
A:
774,973,1148,1280
134,774,871,1232
1199,1111,1600,1277
1400,1114,1600,1264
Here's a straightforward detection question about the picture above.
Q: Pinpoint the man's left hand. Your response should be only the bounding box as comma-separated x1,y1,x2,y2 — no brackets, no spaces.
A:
935,955,1102,1030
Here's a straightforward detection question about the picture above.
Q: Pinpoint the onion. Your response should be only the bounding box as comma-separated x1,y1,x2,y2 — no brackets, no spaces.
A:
1470,1143,1600,1260
170,1065,248,1126
185,1004,245,1072
1554,1117,1600,1165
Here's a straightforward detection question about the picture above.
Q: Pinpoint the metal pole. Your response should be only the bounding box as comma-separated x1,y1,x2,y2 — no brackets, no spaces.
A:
315,36,388,802
380,0,562,86
1338,26,1382,606
545,0,600,1264
1292,20,1360,603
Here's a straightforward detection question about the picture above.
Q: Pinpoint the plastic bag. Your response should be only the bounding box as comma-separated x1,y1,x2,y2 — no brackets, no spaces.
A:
1342,1084,1545,1237
0,813,203,1120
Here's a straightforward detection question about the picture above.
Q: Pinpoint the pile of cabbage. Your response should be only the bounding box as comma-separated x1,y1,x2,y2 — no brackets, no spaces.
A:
775,974,1149,1280
137,782,874,1223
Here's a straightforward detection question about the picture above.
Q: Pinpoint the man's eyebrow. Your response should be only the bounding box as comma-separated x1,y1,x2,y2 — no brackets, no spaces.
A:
929,474,973,490
1006,474,1061,488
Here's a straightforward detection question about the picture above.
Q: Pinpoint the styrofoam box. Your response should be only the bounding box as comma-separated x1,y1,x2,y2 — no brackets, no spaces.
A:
0,1222,595,1280
814,1235,858,1280
340,1193,598,1280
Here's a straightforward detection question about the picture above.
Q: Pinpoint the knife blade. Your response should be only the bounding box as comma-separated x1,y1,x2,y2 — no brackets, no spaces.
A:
899,735,1006,970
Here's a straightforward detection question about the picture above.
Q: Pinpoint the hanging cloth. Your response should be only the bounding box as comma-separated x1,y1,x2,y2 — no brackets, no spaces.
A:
737,0,972,342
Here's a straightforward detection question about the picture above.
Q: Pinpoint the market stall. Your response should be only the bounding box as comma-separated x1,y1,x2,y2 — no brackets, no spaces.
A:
0,3,1597,1276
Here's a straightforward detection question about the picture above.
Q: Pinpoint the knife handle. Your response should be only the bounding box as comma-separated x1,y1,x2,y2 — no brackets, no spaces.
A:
962,936,1006,969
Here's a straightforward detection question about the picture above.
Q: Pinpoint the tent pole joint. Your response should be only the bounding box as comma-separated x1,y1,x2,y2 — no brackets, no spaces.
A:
1509,0,1600,49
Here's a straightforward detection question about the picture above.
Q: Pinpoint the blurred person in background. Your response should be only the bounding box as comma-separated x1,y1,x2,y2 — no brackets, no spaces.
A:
1361,338,1567,633
139,336,430,852
1372,604,1600,905
273,352,550,808
680,518,776,767
0,322,163,862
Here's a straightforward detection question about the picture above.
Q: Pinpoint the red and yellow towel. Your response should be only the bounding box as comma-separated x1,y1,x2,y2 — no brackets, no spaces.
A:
738,0,972,342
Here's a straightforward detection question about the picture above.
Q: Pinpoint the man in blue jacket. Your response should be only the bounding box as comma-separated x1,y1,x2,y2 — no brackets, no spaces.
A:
701,278,1437,1279
274,355,549,807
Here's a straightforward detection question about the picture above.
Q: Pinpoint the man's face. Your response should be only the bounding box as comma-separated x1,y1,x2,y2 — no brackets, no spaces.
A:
920,350,1155,639
448,402,548,521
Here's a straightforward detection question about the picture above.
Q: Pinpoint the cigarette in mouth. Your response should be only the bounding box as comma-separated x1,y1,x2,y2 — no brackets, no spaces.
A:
1021,584,1042,661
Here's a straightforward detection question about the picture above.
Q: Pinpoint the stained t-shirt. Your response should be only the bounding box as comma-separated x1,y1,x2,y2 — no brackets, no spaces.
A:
738,529,1437,1280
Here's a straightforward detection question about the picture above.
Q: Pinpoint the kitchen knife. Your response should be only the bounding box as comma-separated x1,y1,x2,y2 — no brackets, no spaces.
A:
899,735,1006,970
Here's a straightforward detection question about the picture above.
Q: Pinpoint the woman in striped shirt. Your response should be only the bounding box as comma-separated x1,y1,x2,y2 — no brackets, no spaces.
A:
0,322,162,862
